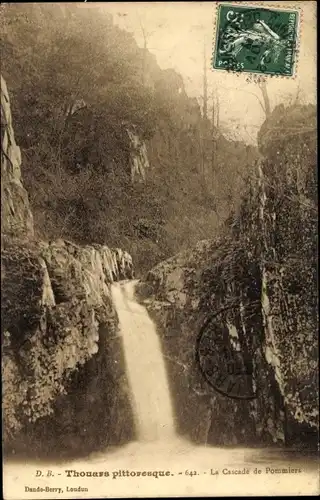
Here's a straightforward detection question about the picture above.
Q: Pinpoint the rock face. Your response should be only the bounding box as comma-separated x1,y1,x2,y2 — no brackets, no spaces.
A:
2,238,135,456
137,104,318,448
1,75,135,457
126,127,149,183
1,75,34,240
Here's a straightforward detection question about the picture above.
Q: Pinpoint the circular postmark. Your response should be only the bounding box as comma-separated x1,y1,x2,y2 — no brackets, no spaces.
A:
196,306,257,400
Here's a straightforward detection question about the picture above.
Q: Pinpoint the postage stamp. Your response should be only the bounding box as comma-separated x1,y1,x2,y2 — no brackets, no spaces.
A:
212,3,300,76
196,308,257,400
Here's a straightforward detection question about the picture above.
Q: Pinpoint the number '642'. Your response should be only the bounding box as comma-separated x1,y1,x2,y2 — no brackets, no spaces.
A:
185,470,197,476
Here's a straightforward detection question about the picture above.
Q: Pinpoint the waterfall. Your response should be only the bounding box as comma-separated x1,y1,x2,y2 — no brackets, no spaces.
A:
4,283,319,498
111,280,176,442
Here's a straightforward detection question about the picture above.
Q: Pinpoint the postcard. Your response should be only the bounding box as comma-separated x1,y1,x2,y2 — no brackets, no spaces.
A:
1,1,318,498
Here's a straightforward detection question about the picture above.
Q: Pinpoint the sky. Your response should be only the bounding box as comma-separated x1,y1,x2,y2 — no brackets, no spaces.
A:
94,1,316,144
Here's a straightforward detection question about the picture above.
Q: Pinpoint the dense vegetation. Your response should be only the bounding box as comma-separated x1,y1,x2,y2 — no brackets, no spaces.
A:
1,3,256,272
140,103,317,446
1,3,317,453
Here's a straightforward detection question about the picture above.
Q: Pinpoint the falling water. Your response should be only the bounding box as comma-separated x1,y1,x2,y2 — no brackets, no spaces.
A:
3,280,319,498
111,279,176,442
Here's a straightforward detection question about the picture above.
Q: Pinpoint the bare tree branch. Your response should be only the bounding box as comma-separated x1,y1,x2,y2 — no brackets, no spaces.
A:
223,86,266,114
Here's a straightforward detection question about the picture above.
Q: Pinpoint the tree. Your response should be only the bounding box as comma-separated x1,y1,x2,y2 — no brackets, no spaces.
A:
135,11,156,86
210,88,220,180
1,3,259,272
258,80,271,117
244,74,272,118
202,40,208,120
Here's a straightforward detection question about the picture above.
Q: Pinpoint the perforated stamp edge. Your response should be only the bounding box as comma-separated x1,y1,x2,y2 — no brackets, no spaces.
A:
210,1,303,81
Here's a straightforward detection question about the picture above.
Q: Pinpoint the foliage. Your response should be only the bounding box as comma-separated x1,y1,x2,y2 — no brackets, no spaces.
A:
1,3,317,449
203,104,317,434
1,3,253,273
142,103,318,445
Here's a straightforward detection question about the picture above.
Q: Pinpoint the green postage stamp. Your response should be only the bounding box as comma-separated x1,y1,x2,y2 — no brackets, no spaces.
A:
212,3,299,76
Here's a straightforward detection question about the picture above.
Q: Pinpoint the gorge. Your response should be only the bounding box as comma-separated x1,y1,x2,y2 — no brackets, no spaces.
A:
1,3,318,498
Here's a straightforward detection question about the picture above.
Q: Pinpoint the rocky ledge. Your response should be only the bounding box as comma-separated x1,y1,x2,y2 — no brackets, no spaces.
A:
1,74,135,456
137,104,318,449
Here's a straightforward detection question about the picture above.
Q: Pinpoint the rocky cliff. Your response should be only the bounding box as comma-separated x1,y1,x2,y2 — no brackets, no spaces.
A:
1,75,34,241
1,75,135,457
1,3,256,275
137,104,318,448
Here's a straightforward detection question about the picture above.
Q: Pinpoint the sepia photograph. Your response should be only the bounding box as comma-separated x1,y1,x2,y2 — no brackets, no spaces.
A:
1,1,318,497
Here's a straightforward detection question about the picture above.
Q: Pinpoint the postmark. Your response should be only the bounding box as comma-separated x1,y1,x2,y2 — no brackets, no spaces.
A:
196,306,257,400
212,3,299,76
